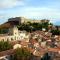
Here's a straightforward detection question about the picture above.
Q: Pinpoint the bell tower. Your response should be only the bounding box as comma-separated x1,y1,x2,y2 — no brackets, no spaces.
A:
9,26,19,36
13,26,19,36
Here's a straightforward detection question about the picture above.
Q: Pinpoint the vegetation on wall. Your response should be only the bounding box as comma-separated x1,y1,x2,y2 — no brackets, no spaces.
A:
17,22,51,32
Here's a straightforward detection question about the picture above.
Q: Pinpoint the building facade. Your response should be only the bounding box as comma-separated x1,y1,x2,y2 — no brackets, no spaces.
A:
0,26,30,42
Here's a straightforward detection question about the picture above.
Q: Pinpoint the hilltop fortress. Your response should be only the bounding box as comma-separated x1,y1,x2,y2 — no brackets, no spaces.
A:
0,17,50,29
8,17,49,25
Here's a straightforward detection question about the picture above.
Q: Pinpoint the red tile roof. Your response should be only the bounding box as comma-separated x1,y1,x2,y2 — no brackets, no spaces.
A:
0,49,15,57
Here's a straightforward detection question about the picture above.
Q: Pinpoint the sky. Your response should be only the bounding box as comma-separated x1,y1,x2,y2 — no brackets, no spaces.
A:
0,0,60,25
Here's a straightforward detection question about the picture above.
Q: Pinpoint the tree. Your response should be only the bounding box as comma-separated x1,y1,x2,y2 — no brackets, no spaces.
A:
51,30,60,35
0,29,8,34
41,53,51,60
13,48,32,60
0,41,13,52
17,20,53,32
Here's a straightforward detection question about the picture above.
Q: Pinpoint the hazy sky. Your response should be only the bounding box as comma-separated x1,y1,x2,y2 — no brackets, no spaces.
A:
0,0,60,25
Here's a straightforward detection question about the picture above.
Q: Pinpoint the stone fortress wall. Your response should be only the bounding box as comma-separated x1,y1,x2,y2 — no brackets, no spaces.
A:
8,17,49,25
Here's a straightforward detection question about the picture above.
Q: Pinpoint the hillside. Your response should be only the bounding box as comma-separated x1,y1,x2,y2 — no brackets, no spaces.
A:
0,21,19,29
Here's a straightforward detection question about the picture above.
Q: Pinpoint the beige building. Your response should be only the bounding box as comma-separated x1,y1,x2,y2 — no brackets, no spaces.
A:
0,26,30,42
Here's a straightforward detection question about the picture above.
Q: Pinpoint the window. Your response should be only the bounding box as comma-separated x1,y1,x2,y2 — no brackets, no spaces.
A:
11,38,13,41
7,38,9,41
2,39,4,41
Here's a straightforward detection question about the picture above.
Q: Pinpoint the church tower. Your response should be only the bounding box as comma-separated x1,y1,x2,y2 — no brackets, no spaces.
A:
9,26,19,36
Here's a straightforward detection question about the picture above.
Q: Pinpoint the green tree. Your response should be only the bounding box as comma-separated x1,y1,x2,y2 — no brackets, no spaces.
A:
17,20,53,32
51,30,60,35
41,53,51,60
0,41,13,52
13,48,32,60
0,29,8,34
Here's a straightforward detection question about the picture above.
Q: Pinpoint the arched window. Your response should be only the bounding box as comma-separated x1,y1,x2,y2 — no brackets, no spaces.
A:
7,38,9,41
11,38,13,41
2,39,4,41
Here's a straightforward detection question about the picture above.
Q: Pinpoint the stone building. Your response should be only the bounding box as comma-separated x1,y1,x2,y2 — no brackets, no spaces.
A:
0,26,30,42
8,17,49,25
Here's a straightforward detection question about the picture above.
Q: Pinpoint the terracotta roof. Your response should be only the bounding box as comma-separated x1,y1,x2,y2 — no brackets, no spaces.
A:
20,41,29,47
30,39,38,44
10,41,21,46
48,48,60,53
0,49,15,57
